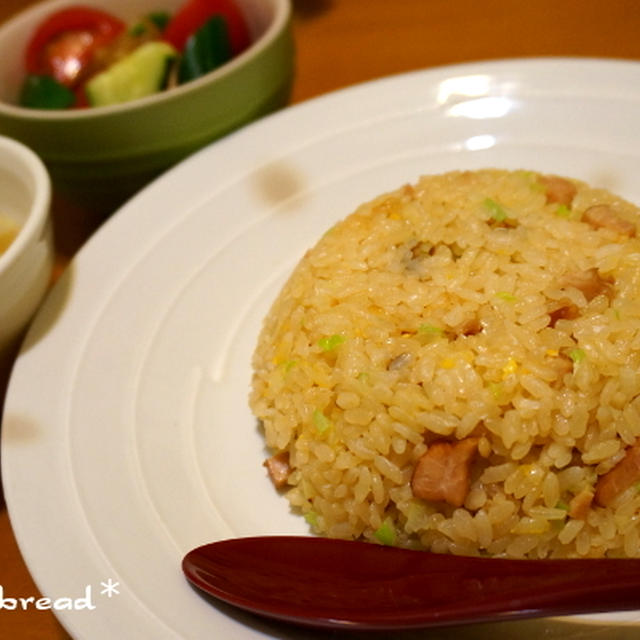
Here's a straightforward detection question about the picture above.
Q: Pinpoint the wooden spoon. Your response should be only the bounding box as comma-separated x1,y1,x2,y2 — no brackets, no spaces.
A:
182,536,640,630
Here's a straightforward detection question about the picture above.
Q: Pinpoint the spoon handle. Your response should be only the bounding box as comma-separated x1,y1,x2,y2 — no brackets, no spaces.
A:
183,536,640,630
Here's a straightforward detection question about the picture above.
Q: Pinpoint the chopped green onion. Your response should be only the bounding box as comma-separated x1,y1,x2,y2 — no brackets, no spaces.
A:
281,359,297,372
568,348,586,363
304,510,318,526
318,334,346,351
555,500,570,511
418,323,444,336
488,382,502,398
496,291,517,302
374,517,396,546
483,197,509,222
357,371,370,383
555,204,571,218
312,410,332,434
516,169,534,181
528,176,546,192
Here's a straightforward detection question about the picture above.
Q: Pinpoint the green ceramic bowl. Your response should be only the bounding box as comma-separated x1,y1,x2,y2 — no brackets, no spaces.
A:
0,0,294,213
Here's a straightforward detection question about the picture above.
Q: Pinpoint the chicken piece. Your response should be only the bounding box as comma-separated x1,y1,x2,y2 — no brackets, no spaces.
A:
539,175,577,206
568,487,594,520
488,217,518,229
559,268,613,302
548,269,612,327
582,205,636,237
456,316,482,337
594,441,640,507
411,438,479,507
548,303,580,327
264,451,291,489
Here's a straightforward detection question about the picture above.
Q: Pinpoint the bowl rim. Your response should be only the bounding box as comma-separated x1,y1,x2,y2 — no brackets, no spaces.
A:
0,0,291,120
0,135,51,273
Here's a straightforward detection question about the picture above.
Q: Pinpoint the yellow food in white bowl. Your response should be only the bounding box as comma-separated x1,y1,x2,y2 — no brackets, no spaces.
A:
0,134,53,361
0,213,19,255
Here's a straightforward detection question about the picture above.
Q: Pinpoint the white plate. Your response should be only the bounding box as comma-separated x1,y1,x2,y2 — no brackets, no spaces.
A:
3,58,640,639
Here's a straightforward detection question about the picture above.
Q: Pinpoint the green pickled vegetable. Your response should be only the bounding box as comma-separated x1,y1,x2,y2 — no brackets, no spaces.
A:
178,15,232,84
148,11,171,32
19,74,75,109
128,12,171,36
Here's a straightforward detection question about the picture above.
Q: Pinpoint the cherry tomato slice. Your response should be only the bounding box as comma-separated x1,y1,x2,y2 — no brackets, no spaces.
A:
163,0,250,55
25,6,125,88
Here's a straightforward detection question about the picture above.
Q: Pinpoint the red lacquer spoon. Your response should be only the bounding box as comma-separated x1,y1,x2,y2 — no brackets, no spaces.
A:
182,536,640,630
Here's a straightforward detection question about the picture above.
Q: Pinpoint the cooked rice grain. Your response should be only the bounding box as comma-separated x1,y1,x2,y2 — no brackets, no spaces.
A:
250,169,640,558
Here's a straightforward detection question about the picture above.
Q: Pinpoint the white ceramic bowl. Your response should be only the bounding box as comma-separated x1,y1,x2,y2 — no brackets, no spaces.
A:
0,135,53,362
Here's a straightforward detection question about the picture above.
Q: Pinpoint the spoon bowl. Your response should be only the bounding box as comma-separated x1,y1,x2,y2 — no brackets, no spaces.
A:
182,536,640,630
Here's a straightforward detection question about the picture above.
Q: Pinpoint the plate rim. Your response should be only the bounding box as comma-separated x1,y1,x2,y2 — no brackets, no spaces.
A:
3,56,640,638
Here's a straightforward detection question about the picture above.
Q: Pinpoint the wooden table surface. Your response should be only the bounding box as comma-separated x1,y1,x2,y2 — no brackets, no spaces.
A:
0,1,639,638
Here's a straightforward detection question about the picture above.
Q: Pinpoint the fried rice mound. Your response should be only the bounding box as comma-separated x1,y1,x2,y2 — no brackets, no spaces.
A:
250,168,640,559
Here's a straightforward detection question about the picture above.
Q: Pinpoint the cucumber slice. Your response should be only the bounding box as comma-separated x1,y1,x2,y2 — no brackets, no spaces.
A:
86,41,178,107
